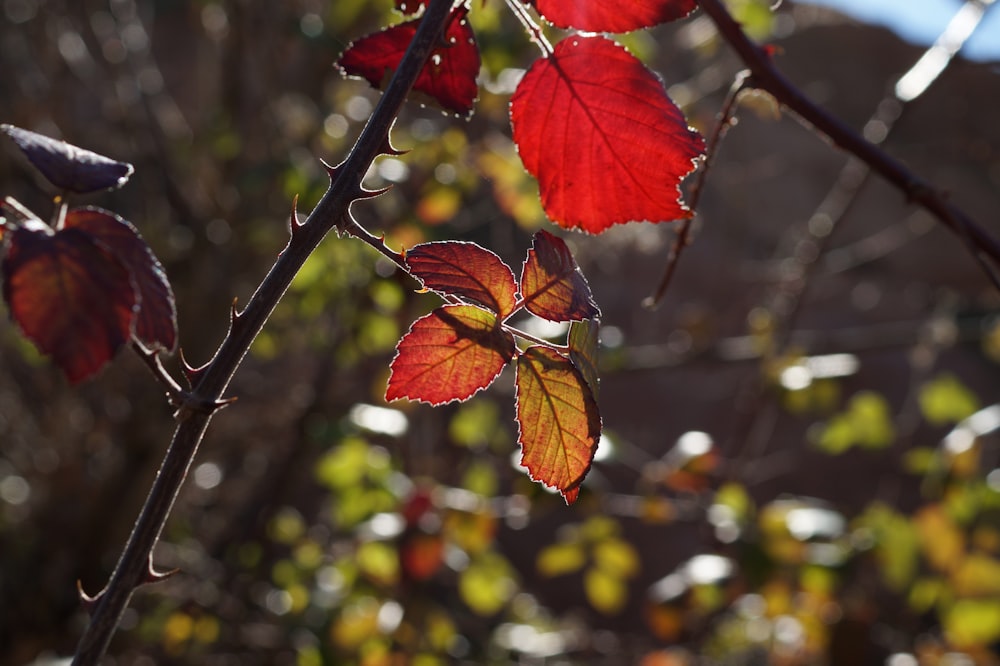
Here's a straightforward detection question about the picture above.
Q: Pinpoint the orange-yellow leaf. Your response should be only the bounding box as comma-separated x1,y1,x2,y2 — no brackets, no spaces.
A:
386,305,515,405
515,346,601,503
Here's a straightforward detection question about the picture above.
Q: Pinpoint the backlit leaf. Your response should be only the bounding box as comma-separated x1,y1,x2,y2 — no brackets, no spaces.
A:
405,240,518,316
531,0,697,33
568,318,600,397
2,124,134,193
386,304,515,405
2,224,135,383
65,207,177,352
520,230,599,322
337,6,480,117
515,346,601,504
510,36,704,233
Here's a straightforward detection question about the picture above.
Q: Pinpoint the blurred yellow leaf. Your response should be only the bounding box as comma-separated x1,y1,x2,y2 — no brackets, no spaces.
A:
417,186,461,225
585,567,628,614
908,577,943,613
715,483,752,522
944,599,1000,648
580,516,619,542
331,598,380,650
315,437,370,490
444,509,497,555
857,504,920,591
459,553,516,615
162,611,194,652
919,374,980,426
951,554,1000,597
593,538,640,579
268,507,306,545
915,505,965,573
358,541,400,586
817,391,895,453
537,541,586,577
193,615,220,644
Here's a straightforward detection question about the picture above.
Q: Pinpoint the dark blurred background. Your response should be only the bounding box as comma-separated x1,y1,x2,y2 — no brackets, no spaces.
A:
1,1,999,664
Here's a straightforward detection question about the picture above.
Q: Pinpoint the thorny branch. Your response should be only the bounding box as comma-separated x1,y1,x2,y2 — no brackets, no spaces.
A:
69,1,457,664
692,0,1000,291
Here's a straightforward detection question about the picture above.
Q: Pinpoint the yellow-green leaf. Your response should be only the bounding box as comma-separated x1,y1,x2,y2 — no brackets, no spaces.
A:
515,346,601,503
537,541,587,577
592,539,640,578
919,374,980,426
584,567,628,614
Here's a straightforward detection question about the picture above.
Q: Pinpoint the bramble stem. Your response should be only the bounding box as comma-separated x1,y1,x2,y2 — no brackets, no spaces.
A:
69,1,456,663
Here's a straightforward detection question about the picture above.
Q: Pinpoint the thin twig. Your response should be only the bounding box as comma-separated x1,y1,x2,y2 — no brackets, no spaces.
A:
645,72,749,307
70,1,457,663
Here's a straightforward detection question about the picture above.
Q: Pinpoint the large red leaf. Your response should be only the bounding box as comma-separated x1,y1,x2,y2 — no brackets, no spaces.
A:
337,6,480,117
515,346,601,504
530,0,697,32
2,224,135,383
65,207,177,352
386,304,516,405
405,240,518,317
520,230,599,322
510,36,705,233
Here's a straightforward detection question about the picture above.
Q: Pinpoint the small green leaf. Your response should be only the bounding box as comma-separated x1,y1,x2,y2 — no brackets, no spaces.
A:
919,373,980,426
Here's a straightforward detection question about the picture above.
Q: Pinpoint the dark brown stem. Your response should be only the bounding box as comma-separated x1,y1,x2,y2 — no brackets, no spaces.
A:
695,0,1000,286
70,1,456,663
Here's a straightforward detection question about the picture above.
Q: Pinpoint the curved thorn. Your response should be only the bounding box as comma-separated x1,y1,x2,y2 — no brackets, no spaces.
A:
357,184,392,200
179,348,208,388
77,580,102,614
143,562,180,586
320,158,343,180
288,194,302,238
378,136,408,157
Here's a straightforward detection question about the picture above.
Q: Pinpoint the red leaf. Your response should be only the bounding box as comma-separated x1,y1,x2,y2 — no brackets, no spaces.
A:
530,0,696,32
386,304,515,405
2,225,135,383
520,230,599,322
510,36,705,233
65,208,177,352
515,346,601,504
401,533,445,581
337,6,480,117
406,240,518,317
